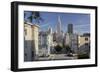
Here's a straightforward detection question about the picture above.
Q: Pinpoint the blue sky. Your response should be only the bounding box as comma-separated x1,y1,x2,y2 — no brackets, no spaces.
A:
24,11,90,34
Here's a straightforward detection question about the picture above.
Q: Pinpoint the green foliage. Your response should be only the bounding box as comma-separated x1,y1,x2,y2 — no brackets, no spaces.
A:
65,45,71,52
54,45,63,53
24,11,43,24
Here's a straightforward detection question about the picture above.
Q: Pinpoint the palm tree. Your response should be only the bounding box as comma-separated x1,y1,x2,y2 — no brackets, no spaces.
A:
28,11,43,24
24,12,27,24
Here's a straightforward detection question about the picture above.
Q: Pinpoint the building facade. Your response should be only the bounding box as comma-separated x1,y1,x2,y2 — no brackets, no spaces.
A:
78,33,90,55
24,23,33,61
64,33,71,47
38,27,53,57
24,22,39,61
32,24,40,60
64,33,78,54
70,34,78,54
68,24,73,34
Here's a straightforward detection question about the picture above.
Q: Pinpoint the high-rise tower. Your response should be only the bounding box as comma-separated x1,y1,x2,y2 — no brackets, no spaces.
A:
68,24,73,34
56,15,64,46
57,16,62,34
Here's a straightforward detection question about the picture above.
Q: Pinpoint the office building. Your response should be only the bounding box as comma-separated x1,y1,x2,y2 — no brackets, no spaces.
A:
68,24,73,34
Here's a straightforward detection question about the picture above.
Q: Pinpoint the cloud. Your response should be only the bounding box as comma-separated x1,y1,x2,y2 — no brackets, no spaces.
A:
40,23,49,27
73,23,90,34
74,24,90,28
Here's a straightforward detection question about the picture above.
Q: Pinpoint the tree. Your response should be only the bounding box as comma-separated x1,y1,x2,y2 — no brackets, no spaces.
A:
24,11,43,24
28,11,43,24
24,12,27,24
54,45,63,53
65,45,71,53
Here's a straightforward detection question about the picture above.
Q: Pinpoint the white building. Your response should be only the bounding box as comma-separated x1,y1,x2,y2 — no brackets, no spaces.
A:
24,23,33,61
64,33,71,46
38,27,53,56
24,22,39,61
64,33,78,54
70,34,78,54
32,24,40,60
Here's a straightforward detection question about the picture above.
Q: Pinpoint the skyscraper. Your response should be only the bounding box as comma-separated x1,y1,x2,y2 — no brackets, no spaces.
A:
57,16,62,35
68,24,73,34
56,16,64,45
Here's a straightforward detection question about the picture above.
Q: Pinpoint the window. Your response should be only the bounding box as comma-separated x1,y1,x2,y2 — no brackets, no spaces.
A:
85,37,88,41
24,41,27,48
24,29,27,35
85,43,88,46
25,53,27,56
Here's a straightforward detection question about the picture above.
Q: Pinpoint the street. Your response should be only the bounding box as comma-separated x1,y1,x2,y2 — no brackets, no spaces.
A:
38,54,78,61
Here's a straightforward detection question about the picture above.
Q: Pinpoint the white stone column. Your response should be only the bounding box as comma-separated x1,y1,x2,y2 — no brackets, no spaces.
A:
32,24,39,60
